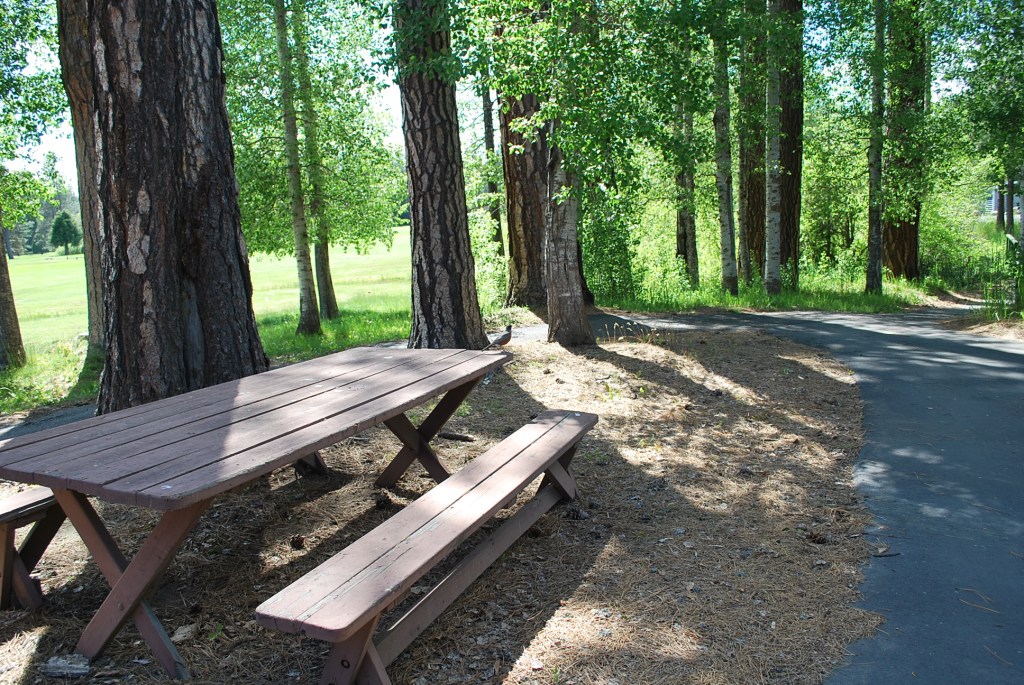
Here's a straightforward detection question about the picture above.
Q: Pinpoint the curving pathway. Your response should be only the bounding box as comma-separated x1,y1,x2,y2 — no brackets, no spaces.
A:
586,308,1024,684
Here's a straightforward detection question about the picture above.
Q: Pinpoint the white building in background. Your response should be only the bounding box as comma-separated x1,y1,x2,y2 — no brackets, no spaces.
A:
987,187,1022,214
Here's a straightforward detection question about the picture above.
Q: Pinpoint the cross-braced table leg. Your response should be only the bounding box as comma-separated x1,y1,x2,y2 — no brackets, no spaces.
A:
375,378,481,488
53,490,211,680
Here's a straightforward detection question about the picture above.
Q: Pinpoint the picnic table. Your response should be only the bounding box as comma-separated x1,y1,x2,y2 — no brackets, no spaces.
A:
0,347,509,679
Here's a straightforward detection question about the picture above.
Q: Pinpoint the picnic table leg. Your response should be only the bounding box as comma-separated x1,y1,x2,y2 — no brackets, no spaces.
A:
53,490,210,680
6,504,66,610
319,616,390,685
375,378,481,487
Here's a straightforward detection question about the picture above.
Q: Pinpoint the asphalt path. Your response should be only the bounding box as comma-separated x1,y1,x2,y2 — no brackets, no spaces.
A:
5,310,1022,683
580,308,1024,684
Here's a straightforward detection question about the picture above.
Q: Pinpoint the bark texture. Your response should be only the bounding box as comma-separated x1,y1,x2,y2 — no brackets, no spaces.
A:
0,209,26,370
481,87,504,256
500,94,548,308
274,0,321,335
765,0,782,295
779,0,803,288
295,1,339,320
1007,177,1016,236
713,36,739,296
996,187,1005,234
675,106,699,288
866,0,886,294
398,0,487,349
61,0,268,413
545,129,594,347
57,0,105,364
739,0,766,281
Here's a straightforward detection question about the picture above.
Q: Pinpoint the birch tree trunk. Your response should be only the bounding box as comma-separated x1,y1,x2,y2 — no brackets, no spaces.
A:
398,0,487,349
500,94,548,308
294,0,339,320
57,0,106,368
713,36,739,296
59,0,268,412
481,86,504,256
274,0,321,335
764,0,783,295
545,126,594,347
866,0,887,294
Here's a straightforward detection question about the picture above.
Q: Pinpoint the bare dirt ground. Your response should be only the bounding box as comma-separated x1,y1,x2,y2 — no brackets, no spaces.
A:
1,329,883,684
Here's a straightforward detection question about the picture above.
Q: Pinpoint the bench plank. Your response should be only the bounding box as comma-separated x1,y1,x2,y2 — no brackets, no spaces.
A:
255,410,597,644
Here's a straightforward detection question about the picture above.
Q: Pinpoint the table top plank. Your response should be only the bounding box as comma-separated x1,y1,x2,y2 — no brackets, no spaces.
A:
14,350,465,484
0,348,509,510
127,351,508,509
0,347,407,466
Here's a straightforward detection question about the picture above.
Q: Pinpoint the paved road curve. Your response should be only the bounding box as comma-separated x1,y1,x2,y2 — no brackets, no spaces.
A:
593,309,1023,684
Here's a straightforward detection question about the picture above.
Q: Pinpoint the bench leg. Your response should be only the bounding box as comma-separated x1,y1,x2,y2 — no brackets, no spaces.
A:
0,523,14,609
54,490,206,680
540,445,579,500
376,378,481,487
320,616,390,685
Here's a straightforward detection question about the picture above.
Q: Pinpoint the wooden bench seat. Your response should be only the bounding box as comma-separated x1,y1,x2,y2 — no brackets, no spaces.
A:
1,486,65,610
255,409,598,685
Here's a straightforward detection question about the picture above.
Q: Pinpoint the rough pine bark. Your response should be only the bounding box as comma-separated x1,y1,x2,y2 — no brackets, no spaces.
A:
274,0,321,334
713,36,739,296
398,0,487,349
60,0,268,413
295,1,339,320
481,86,504,256
764,2,783,296
500,94,548,308
866,0,886,294
57,0,105,366
779,0,803,288
0,209,26,370
544,128,594,347
739,0,766,281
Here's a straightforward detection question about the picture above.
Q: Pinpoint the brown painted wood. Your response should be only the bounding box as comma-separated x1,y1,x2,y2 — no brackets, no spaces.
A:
0,523,13,608
53,490,194,679
376,377,480,487
319,617,381,685
0,487,62,609
16,503,66,572
376,484,563,665
10,550,44,610
255,411,597,642
380,414,449,485
0,487,56,524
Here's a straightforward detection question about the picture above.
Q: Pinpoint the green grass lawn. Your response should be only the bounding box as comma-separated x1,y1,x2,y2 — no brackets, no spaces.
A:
1,229,413,414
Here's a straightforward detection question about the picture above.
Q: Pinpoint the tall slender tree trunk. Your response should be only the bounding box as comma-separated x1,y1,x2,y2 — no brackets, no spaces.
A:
882,0,926,280
676,108,700,288
779,0,803,288
0,208,26,370
866,0,887,294
397,0,487,349
713,35,739,296
274,0,321,335
996,186,1005,235
764,0,783,296
500,94,548,308
59,0,268,413
481,86,504,256
544,125,594,347
739,0,766,282
57,0,105,367
294,0,339,320
1007,177,1016,237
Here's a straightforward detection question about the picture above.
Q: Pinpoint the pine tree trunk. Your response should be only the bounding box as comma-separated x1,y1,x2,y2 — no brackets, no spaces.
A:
996,187,1005,234
779,0,803,288
0,208,26,370
765,7,782,296
713,36,739,296
500,94,548,308
60,0,268,413
295,0,339,320
545,127,594,347
481,86,504,256
274,0,321,335
675,106,699,288
739,0,766,282
866,0,887,294
57,0,105,366
398,0,487,350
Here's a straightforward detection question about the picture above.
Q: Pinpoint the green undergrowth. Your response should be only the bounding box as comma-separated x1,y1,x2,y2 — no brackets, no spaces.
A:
258,308,411,365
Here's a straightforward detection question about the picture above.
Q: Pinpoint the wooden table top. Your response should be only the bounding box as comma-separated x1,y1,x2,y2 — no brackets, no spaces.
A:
0,348,509,510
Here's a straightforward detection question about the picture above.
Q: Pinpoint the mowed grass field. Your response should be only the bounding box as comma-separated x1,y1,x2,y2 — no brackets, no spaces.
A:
1,229,413,413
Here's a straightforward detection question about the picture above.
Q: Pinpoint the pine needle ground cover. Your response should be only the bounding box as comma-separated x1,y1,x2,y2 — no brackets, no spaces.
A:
1,329,881,684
